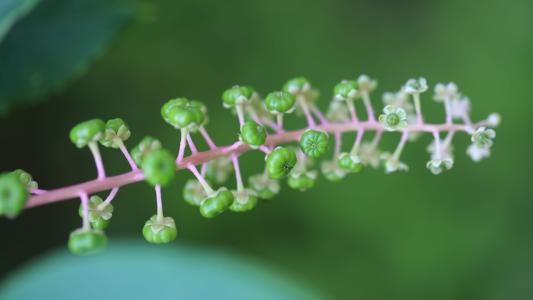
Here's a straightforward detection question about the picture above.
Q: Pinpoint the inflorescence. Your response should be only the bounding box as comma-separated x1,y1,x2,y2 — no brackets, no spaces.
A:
0,75,500,255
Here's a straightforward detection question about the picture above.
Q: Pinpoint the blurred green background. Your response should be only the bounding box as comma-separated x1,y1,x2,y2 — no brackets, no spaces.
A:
1,0,532,299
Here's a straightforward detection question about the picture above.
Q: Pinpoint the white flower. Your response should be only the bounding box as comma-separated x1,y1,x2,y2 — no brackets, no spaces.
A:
402,77,428,94
326,101,350,122
450,96,471,119
382,91,413,113
467,144,491,162
380,153,409,174
433,82,458,102
427,141,454,161
378,105,408,131
426,158,454,175
357,74,378,92
487,113,501,127
358,142,381,168
471,127,496,147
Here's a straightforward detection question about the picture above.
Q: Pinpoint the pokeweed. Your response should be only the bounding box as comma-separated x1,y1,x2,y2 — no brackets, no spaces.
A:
0,75,500,254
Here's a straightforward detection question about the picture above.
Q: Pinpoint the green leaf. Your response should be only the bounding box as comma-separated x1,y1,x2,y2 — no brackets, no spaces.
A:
0,0,39,43
0,241,325,300
0,0,133,115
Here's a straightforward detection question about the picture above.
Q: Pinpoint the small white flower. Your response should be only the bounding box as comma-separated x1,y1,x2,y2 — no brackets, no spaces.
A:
486,113,501,127
467,144,491,162
378,105,408,131
427,141,454,161
471,127,496,147
433,82,458,102
358,142,381,168
382,91,413,113
380,153,409,174
402,77,428,95
450,96,471,119
357,74,378,92
326,101,350,122
426,158,454,175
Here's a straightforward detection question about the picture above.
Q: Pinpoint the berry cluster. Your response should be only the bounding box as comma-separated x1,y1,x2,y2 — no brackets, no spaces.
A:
0,75,500,255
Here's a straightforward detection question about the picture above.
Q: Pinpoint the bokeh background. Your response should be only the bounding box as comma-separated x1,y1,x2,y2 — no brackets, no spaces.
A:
1,0,532,299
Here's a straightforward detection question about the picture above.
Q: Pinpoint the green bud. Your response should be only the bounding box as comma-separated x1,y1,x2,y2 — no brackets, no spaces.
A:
131,136,162,166
321,160,347,182
10,169,38,190
265,147,297,179
69,119,105,148
199,188,234,218
78,196,113,230
287,171,316,191
68,229,107,255
265,91,296,114
299,129,329,158
99,118,131,148
337,152,364,173
141,149,175,187
229,189,258,212
248,174,280,200
142,215,178,244
240,121,267,148
283,77,310,95
205,157,233,185
182,179,207,207
222,85,254,108
333,80,359,100
0,173,29,217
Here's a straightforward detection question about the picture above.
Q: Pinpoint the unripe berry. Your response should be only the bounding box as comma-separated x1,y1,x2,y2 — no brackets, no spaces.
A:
68,229,107,255
265,91,296,114
337,153,363,173
142,215,178,244
78,196,113,230
222,85,254,108
131,136,162,166
299,129,329,158
333,80,358,100
265,147,297,179
240,121,267,148
248,174,280,200
99,118,131,148
229,189,258,212
0,173,28,217
287,172,316,191
141,149,175,187
199,188,234,218
69,119,105,148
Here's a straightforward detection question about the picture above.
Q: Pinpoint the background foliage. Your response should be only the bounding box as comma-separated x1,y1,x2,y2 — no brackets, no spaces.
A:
1,0,532,299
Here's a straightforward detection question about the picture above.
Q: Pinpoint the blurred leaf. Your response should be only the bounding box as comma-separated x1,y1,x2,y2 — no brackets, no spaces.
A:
0,0,39,43
0,0,133,114
0,241,325,300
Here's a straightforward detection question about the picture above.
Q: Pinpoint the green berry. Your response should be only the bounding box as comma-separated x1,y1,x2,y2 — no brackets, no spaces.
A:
99,118,131,148
229,189,258,212
69,119,105,148
333,80,359,100
248,174,280,200
199,188,234,218
0,173,29,217
283,77,310,95
78,196,113,230
299,129,329,158
161,98,206,130
142,215,178,244
337,152,363,173
321,160,347,182
287,172,316,191
183,179,207,207
240,121,267,148
131,136,162,166
222,85,254,108
68,229,107,255
10,169,38,190
265,91,296,114
265,147,297,179
141,149,175,186
205,157,233,185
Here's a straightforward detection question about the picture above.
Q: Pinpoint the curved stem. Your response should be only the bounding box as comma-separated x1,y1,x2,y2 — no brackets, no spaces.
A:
98,187,119,210
88,142,106,180
393,131,409,160
176,128,189,163
118,141,138,170
187,164,215,196
350,129,365,154
25,120,485,209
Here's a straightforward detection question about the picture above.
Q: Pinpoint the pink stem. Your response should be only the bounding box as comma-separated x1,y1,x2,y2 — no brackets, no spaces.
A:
361,92,376,122
297,96,316,128
432,130,442,159
199,127,217,149
80,192,90,230
351,129,365,153
230,154,244,191
31,188,47,195
311,105,329,125
155,184,163,221
119,143,138,170
444,99,453,125
187,164,214,195
346,99,359,123
334,132,342,156
99,187,119,208
176,129,188,163
259,145,271,154
88,142,106,180
200,162,207,177
25,120,483,209
393,131,410,160
187,134,198,154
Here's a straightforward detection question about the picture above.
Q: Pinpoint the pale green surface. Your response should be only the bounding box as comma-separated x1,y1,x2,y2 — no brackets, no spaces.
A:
0,241,323,300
